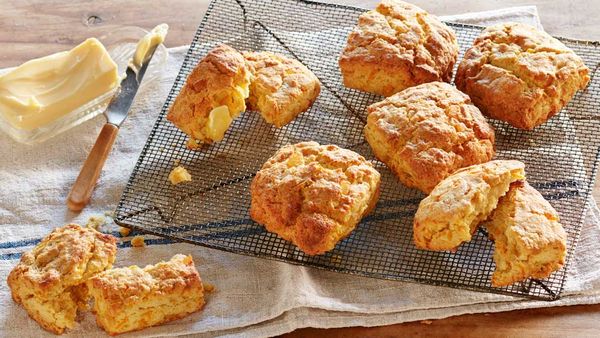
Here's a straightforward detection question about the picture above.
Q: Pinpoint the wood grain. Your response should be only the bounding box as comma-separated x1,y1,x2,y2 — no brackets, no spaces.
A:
1,0,599,336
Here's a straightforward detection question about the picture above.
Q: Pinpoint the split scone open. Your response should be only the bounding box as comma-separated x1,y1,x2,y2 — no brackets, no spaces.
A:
339,0,458,96
484,181,567,286
250,141,381,255
86,254,205,335
455,22,590,130
413,160,525,251
7,224,117,334
364,82,495,194
243,51,321,127
167,44,251,149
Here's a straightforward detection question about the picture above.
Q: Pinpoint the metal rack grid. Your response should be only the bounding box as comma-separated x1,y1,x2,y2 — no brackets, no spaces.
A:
114,0,600,300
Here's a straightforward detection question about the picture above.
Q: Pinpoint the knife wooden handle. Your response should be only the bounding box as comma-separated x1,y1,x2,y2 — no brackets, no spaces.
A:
67,123,119,212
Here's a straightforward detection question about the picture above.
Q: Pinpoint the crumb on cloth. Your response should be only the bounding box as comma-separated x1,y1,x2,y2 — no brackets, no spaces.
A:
203,283,216,293
86,215,106,230
119,227,131,237
131,236,145,247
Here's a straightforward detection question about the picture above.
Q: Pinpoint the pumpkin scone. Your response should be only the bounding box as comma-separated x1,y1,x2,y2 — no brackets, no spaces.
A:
7,224,117,334
167,44,251,149
86,254,205,335
455,22,590,130
364,82,495,194
339,0,459,96
484,181,567,287
243,51,321,127
413,160,525,251
250,142,381,255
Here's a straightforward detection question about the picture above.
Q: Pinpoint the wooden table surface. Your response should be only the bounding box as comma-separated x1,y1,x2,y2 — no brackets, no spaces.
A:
2,0,599,336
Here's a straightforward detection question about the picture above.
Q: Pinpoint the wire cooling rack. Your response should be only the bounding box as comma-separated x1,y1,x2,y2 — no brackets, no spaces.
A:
114,0,600,300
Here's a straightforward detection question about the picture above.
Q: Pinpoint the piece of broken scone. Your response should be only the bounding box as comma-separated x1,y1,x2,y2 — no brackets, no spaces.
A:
484,181,567,286
413,160,525,251
86,254,205,335
243,51,321,127
7,224,117,334
167,44,251,149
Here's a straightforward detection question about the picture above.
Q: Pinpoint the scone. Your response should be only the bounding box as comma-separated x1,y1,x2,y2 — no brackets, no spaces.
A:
243,51,321,127
87,254,205,335
339,0,458,96
485,181,567,287
455,22,590,130
365,82,495,193
167,44,251,148
250,142,381,255
7,224,117,334
413,160,525,251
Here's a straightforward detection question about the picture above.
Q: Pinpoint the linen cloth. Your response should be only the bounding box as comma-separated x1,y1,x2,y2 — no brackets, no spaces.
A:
1,5,600,337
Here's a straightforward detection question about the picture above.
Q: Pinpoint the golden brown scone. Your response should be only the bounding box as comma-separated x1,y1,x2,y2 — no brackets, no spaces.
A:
365,82,495,193
7,224,117,334
339,0,458,96
413,160,525,251
167,44,251,148
250,142,381,255
87,254,205,336
455,22,590,130
243,51,321,127
484,181,567,287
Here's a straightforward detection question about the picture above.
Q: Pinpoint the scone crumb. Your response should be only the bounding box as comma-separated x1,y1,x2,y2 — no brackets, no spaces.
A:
104,210,115,218
169,166,192,185
119,227,131,237
174,159,181,166
203,283,216,293
86,215,106,230
131,236,145,247
420,320,433,325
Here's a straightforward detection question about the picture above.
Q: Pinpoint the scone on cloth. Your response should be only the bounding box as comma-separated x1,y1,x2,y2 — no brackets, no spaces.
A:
167,44,251,149
455,22,590,130
339,0,458,96
250,142,381,255
364,82,495,194
413,160,525,251
243,51,321,127
86,254,205,335
7,224,117,334
484,181,567,287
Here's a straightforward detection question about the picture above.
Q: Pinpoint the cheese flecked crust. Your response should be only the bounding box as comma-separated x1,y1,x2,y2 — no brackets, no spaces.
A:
413,160,525,251
243,51,321,127
167,44,251,148
485,181,567,287
455,22,590,130
250,142,381,255
339,0,458,96
365,82,495,193
87,254,205,336
7,224,117,334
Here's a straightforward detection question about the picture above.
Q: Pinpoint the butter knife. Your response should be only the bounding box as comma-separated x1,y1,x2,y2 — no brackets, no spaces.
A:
67,29,164,212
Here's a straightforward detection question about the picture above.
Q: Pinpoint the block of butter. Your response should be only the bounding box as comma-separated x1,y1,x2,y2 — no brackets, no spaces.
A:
0,38,119,131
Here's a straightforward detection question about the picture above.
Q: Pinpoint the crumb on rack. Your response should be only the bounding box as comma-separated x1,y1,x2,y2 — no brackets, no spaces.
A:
86,215,106,230
131,236,145,247
203,283,216,293
420,320,433,325
169,165,192,185
174,159,181,166
119,227,131,237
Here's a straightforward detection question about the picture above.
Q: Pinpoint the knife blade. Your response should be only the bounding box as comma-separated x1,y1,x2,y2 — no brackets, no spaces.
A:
66,33,162,212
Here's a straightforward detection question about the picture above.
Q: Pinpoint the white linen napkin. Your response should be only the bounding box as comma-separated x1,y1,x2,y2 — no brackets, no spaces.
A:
1,5,599,338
